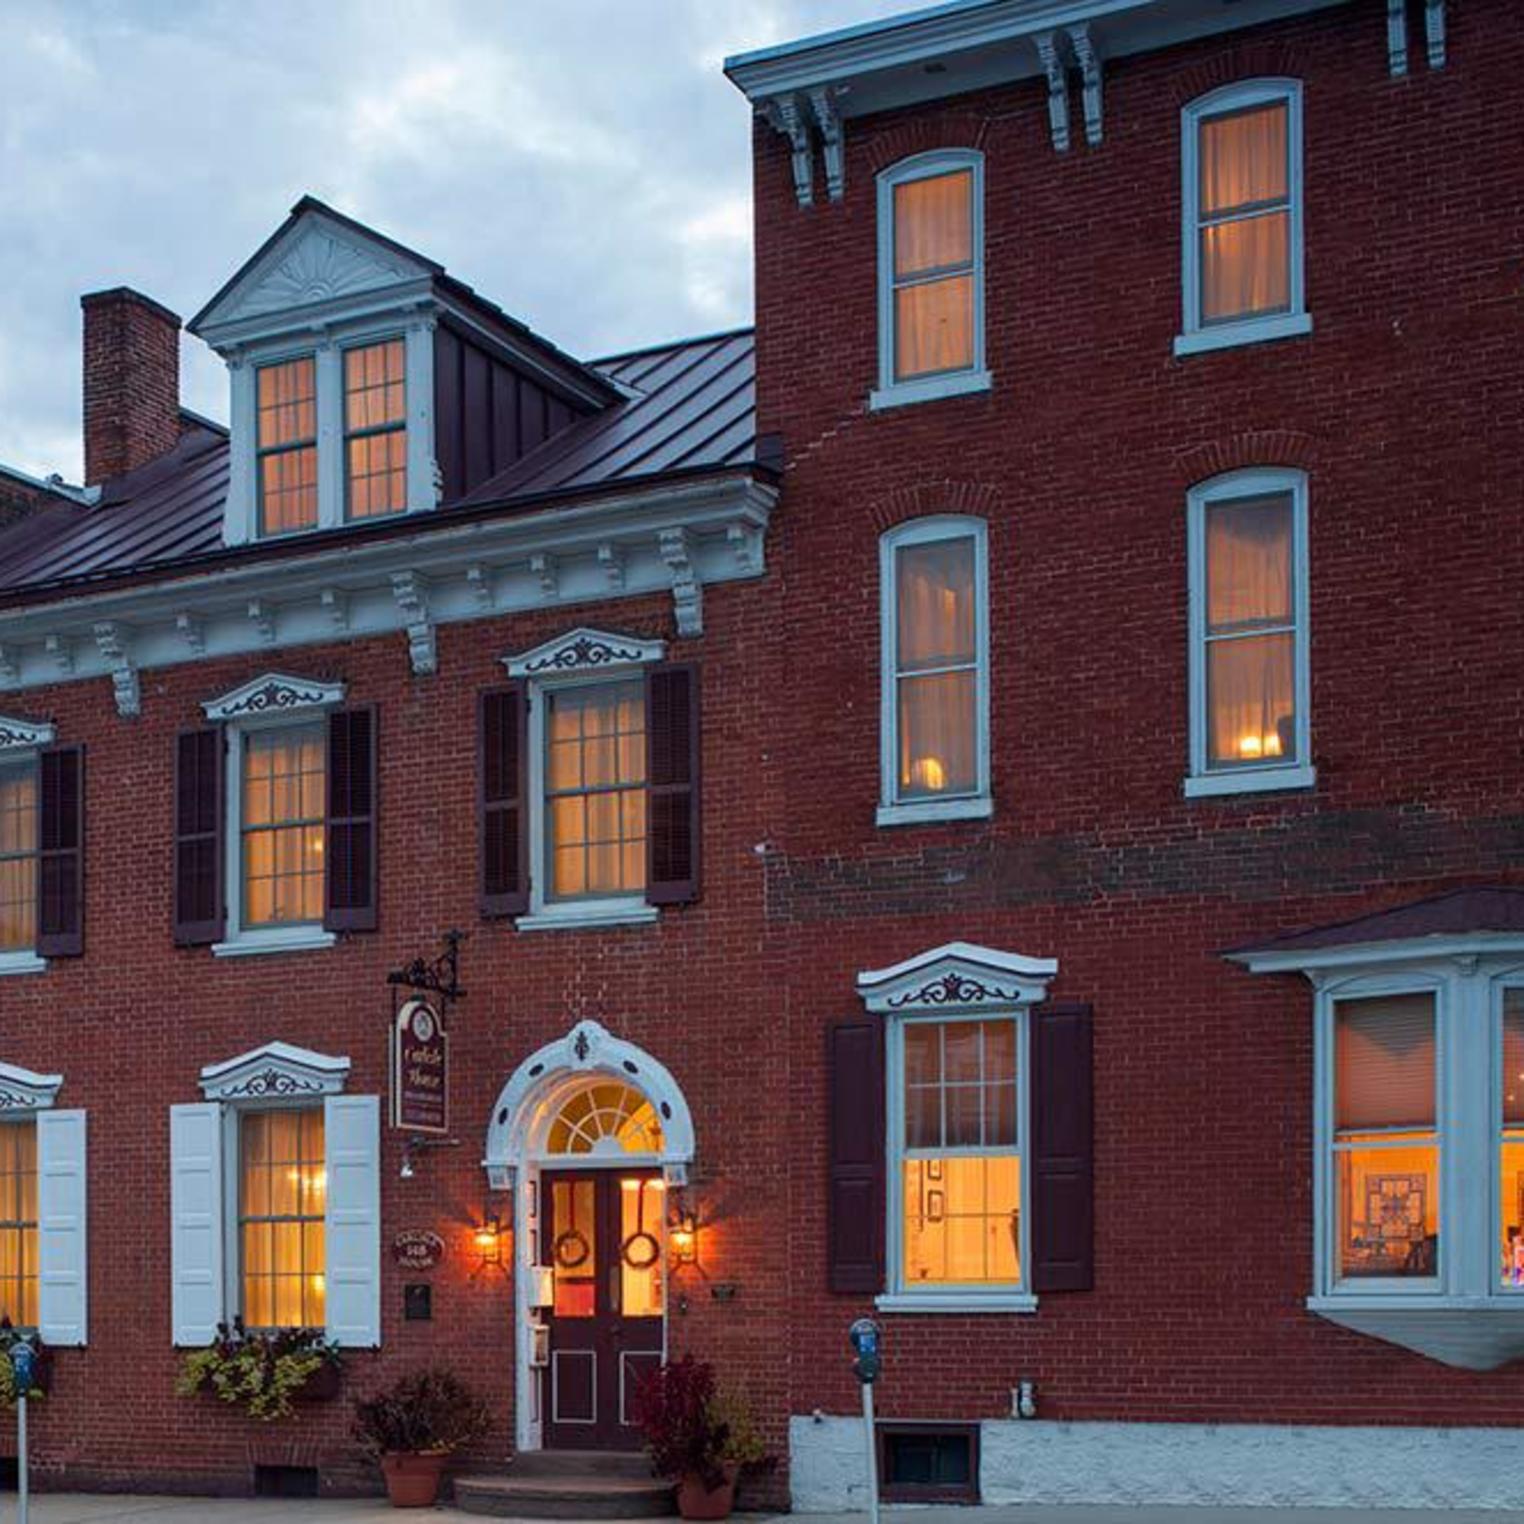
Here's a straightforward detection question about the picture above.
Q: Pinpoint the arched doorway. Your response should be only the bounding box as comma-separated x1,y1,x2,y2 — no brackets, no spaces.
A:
484,1021,695,1452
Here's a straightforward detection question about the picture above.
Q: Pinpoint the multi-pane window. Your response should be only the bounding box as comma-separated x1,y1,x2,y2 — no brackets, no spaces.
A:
1500,992,1524,1288
898,1018,1021,1288
0,762,37,952
344,340,406,520
1333,993,1439,1281
256,357,318,536
239,1108,326,1329
0,1121,37,1327
241,723,326,927
545,681,647,900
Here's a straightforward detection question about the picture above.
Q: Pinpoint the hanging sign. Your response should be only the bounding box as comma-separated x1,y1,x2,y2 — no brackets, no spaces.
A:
392,1229,446,1272
392,998,449,1135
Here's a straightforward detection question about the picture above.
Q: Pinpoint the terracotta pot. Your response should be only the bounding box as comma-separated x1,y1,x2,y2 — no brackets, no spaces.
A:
677,1463,739,1521
380,1450,448,1508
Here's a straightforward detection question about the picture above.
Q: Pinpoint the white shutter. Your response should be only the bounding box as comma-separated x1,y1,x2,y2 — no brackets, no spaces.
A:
170,1103,225,1346
324,1094,380,1348
37,1109,87,1346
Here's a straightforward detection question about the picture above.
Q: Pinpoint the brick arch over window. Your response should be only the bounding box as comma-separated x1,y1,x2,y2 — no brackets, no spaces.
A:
863,114,991,181
870,480,1001,535
1172,42,1305,110
1173,429,1323,491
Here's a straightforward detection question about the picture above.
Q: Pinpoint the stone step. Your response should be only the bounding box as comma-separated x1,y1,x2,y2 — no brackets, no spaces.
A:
508,1450,656,1480
454,1471,676,1519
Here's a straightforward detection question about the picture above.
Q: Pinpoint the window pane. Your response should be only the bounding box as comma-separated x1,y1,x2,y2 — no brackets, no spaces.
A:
344,340,406,431
894,170,972,277
1503,991,1524,1127
620,1177,665,1318
1207,496,1291,631
0,765,36,855
1500,992,1524,1287
552,1179,597,1318
0,859,35,953
898,671,976,796
257,358,317,449
897,539,975,670
346,430,407,520
1206,632,1295,767
903,1024,941,1087
242,724,326,927
895,275,974,380
1200,102,1288,216
1336,995,1436,1131
259,445,318,535
1200,211,1289,323
903,1154,1019,1286
1337,1141,1438,1279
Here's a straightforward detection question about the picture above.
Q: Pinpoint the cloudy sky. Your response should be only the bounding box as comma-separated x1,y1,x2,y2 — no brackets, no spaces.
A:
0,0,908,482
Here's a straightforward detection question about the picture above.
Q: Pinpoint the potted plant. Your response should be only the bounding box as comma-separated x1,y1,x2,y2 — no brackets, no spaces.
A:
351,1366,490,1508
176,1319,342,1422
0,1321,47,1406
632,1355,768,1521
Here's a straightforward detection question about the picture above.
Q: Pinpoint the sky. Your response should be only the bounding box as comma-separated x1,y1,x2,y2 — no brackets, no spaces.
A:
0,0,911,483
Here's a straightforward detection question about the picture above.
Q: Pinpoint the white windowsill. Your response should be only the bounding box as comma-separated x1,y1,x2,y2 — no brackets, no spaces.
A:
0,951,47,977
1307,1294,1524,1371
869,369,992,413
1184,763,1316,799
877,795,994,828
516,898,659,934
876,1291,1037,1315
212,926,338,959
1173,311,1313,357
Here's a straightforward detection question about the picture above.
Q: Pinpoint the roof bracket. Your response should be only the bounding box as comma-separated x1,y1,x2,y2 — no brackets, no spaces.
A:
92,621,139,718
247,598,276,646
0,645,18,686
809,87,846,202
597,542,626,592
658,527,703,638
763,93,816,208
1033,32,1071,153
1067,24,1103,147
43,634,74,676
465,564,495,611
390,571,436,676
174,613,205,657
530,552,560,601
320,587,349,631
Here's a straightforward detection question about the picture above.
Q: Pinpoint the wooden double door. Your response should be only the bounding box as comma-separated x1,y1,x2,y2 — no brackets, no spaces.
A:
543,1169,665,1449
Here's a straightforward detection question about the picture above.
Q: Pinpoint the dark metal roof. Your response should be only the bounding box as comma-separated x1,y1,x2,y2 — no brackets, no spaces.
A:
0,328,757,600
1229,886,1524,958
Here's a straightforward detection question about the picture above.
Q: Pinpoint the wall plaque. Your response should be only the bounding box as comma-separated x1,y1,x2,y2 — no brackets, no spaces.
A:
392,1229,446,1272
391,998,449,1135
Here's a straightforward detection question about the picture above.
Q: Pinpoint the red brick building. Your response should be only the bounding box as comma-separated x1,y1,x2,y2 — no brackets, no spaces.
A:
0,0,1520,1509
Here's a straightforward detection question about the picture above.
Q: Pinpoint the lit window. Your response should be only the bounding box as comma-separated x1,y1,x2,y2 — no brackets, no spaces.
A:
545,681,647,901
256,357,318,535
874,151,988,409
879,518,989,825
0,1120,37,1327
899,1019,1021,1288
1500,992,1524,1289
545,1082,664,1156
344,340,407,520
239,1108,326,1329
241,723,326,927
1186,470,1312,797
1178,81,1308,354
0,762,37,953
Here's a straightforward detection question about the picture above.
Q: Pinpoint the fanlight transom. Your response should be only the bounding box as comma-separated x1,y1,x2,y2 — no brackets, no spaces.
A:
546,1081,664,1157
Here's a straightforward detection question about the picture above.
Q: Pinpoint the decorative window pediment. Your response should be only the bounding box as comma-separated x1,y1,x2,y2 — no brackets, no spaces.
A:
0,715,55,753
199,1041,351,1101
202,672,346,723
857,940,1058,1014
0,1061,63,1113
503,626,666,679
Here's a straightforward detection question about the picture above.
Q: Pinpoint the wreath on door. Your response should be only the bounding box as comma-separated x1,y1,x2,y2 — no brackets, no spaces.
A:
621,1179,661,1270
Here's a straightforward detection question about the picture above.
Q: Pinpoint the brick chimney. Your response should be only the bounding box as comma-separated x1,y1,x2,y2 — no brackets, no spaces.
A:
80,287,182,485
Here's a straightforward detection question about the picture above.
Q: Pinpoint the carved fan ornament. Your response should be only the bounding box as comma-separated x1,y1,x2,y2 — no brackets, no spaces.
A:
240,232,412,320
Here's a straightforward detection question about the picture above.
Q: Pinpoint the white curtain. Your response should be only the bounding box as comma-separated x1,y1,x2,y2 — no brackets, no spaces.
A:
1199,103,1289,322
894,170,974,379
897,539,976,795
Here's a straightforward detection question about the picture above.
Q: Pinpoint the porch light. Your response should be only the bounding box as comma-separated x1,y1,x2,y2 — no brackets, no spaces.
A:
474,1212,505,1272
669,1210,698,1266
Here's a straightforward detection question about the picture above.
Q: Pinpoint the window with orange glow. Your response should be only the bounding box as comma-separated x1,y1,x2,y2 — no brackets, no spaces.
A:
1196,101,1291,325
0,1121,38,1327
240,1108,326,1329
1333,993,1439,1280
344,340,406,520
890,168,976,382
0,762,37,952
241,723,326,927
900,1018,1021,1287
1500,992,1524,1288
256,357,318,535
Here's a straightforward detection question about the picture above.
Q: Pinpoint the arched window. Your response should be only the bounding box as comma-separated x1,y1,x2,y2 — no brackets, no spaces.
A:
546,1082,665,1157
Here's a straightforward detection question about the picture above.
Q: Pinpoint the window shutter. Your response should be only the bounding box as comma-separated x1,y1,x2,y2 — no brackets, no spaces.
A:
324,1094,381,1348
36,745,84,957
37,1109,87,1346
828,1017,885,1294
1030,1001,1094,1293
325,706,378,933
479,686,528,917
174,729,224,946
170,1103,225,1346
646,663,700,905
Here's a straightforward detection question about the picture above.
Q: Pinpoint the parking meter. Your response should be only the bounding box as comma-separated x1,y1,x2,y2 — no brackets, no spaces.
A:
8,1338,35,1397
849,1317,882,1384
9,1334,34,1523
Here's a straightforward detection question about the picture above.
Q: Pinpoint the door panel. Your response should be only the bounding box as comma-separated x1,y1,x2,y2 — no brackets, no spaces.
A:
544,1169,664,1449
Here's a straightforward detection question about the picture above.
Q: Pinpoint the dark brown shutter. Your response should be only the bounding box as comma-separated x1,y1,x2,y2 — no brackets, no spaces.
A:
828,1017,885,1294
1030,1001,1095,1293
479,685,528,917
325,706,377,933
36,745,83,958
174,729,224,946
645,663,699,905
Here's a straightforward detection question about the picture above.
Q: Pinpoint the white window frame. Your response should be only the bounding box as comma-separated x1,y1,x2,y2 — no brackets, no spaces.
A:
340,334,409,524
1175,79,1311,358
1185,468,1314,798
870,149,991,412
0,718,52,977
877,517,991,827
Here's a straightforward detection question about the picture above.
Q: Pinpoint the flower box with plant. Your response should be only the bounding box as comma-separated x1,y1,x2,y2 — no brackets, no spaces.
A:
631,1355,769,1521
0,1321,47,1408
351,1366,491,1509
176,1319,343,1422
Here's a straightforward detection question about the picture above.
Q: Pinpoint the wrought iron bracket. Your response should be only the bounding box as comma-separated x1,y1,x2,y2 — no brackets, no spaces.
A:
387,928,467,1001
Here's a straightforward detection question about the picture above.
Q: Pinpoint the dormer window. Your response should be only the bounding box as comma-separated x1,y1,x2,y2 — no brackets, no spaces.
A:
344,339,407,520
256,357,318,536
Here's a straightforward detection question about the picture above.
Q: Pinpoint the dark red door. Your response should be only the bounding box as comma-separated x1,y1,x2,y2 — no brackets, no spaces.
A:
543,1170,665,1450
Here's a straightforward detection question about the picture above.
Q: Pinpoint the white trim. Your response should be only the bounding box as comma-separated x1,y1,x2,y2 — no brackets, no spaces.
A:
212,926,337,959
515,900,658,934
0,952,47,978
1178,78,1306,353
0,716,54,753
504,626,665,680
202,671,346,721
0,1061,64,1113
857,940,1058,1013
878,516,991,822
1185,468,1312,796
1173,310,1312,357
1229,932,1524,977
875,1291,1037,1313
874,150,987,409
199,1039,351,1101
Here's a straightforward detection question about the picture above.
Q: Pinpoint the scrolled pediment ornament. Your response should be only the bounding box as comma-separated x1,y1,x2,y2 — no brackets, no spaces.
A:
886,972,1025,1009
504,627,665,680
202,672,346,722
0,715,55,752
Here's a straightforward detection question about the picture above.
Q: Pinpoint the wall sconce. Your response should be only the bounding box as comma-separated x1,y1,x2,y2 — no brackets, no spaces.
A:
474,1213,505,1273
669,1209,698,1267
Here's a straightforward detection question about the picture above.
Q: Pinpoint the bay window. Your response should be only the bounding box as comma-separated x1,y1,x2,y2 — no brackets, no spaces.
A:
1177,80,1309,355
879,518,990,826
344,339,407,520
256,357,318,536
